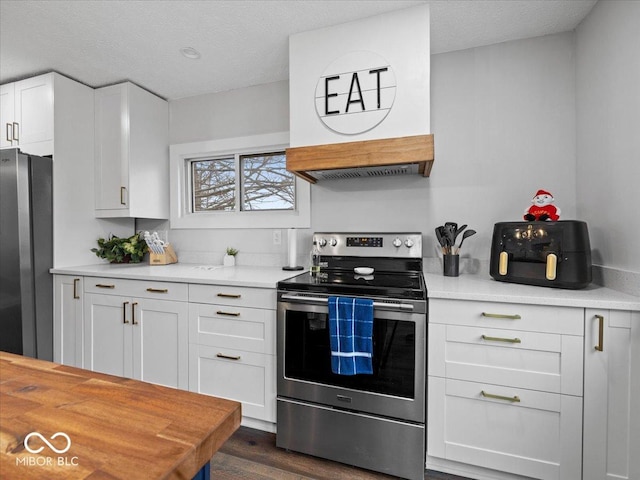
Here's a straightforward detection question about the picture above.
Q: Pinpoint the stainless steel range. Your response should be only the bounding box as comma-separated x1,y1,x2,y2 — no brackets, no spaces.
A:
276,232,426,480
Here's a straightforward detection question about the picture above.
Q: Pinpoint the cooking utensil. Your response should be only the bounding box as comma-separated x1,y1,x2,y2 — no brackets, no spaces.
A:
455,229,476,254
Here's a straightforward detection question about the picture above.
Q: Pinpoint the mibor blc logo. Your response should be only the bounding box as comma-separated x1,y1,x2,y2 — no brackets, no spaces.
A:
24,432,72,454
17,431,78,467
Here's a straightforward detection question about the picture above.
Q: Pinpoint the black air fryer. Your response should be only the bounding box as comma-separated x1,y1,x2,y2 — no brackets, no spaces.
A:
490,221,592,289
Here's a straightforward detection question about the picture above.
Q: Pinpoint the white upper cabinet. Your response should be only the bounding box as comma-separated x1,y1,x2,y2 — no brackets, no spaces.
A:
1,74,54,155
94,82,168,219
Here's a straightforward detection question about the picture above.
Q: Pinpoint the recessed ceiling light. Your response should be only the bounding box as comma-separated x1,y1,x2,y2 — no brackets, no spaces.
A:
180,47,201,59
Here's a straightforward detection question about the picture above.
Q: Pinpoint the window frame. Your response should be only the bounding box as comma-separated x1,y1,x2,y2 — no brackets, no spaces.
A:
170,132,310,229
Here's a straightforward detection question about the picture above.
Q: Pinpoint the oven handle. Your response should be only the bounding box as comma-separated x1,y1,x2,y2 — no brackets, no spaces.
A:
280,294,414,312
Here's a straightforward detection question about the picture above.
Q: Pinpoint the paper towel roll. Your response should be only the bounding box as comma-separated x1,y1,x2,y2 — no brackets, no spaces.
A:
287,228,297,268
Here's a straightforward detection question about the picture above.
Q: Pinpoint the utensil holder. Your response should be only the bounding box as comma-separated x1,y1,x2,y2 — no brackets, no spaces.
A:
149,244,178,265
443,254,459,277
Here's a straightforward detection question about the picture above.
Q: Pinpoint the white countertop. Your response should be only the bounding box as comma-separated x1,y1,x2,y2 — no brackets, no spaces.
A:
424,271,640,311
50,263,299,289
51,262,640,311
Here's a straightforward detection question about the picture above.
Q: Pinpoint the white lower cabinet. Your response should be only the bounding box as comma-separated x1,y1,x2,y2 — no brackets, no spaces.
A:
189,344,275,422
53,275,84,367
427,299,584,480
83,278,189,389
583,309,640,480
188,285,277,426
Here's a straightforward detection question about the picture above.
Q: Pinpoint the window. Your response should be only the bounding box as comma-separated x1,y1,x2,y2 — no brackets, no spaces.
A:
241,152,294,211
170,132,310,229
192,157,236,211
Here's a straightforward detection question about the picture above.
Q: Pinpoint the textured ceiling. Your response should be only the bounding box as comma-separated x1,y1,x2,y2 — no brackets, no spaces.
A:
0,0,597,100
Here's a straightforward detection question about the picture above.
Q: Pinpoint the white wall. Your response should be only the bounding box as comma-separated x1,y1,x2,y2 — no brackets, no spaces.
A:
314,32,576,261
156,32,578,268
576,0,640,274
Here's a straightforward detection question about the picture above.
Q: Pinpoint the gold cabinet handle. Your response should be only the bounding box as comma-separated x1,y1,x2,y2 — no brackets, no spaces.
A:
6,123,13,143
481,334,521,344
595,314,604,352
481,312,521,320
217,293,241,299
12,122,19,141
216,353,241,360
73,278,80,299
96,283,115,289
120,186,126,205
123,301,129,324
481,390,521,403
216,310,241,317
132,302,138,325
146,288,168,293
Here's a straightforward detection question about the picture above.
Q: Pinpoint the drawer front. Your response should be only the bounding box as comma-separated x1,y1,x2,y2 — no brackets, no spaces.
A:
189,344,275,422
429,323,583,395
189,284,275,309
84,277,188,301
428,377,582,480
189,303,275,354
429,299,583,335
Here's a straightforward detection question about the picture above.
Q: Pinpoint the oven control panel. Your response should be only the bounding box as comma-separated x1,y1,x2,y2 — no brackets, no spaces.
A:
313,232,422,258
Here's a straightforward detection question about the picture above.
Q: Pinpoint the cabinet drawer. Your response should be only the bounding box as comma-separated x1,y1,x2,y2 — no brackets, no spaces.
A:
189,344,275,422
429,323,583,395
189,303,275,354
189,284,275,309
429,299,583,335
428,377,582,480
84,277,188,301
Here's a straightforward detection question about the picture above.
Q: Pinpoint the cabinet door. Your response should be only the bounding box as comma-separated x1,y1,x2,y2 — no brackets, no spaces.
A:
132,298,188,389
84,293,132,378
189,344,276,422
0,83,15,148
94,84,129,212
428,377,582,480
14,74,54,154
53,275,83,367
583,309,635,480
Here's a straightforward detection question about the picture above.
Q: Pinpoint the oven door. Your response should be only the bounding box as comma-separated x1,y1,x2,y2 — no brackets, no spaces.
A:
277,292,426,423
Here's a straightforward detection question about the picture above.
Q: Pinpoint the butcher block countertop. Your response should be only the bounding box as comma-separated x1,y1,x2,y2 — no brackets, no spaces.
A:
0,352,241,479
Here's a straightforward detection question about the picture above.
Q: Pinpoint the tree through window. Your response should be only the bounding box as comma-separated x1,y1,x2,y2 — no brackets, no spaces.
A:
190,151,294,213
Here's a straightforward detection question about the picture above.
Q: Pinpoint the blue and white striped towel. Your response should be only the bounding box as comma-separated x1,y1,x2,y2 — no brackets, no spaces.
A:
328,296,374,375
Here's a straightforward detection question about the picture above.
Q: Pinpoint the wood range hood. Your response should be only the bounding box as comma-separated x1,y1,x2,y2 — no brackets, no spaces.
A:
285,134,434,183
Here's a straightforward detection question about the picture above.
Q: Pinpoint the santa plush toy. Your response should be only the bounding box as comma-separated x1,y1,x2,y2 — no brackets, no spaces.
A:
524,189,561,221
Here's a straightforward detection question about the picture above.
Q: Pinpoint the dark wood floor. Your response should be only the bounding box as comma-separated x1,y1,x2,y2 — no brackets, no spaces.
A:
210,426,470,480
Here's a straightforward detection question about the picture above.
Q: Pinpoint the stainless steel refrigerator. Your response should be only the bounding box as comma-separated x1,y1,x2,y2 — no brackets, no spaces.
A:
0,148,53,360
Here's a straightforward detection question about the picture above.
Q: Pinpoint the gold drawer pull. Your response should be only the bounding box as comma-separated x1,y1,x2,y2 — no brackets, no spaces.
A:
217,293,241,299
96,284,115,289
146,288,168,293
595,314,604,352
481,335,521,344
73,278,80,299
481,312,521,320
481,391,521,403
216,353,241,361
216,310,241,317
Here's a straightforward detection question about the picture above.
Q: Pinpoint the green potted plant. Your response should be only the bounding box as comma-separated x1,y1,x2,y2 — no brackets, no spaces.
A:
223,247,238,267
91,232,148,263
